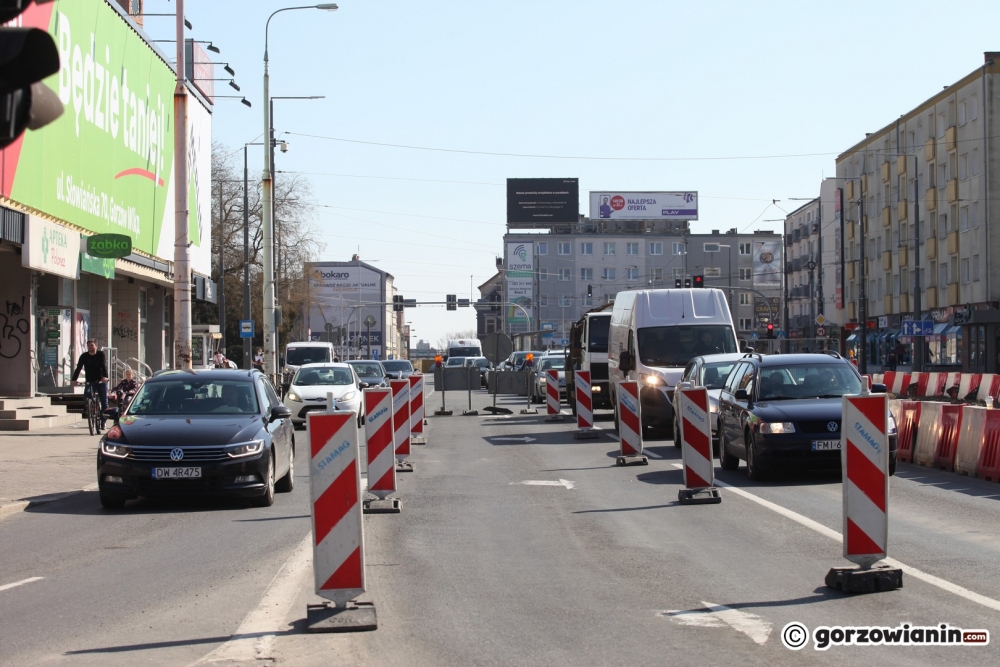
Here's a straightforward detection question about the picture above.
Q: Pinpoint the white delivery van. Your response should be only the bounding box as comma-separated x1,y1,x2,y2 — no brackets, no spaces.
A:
608,288,738,433
446,338,482,360
282,341,337,392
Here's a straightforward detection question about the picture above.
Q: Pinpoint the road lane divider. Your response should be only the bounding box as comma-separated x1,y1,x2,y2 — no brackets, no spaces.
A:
675,384,721,505
363,388,401,514
572,371,600,440
0,576,43,593
615,381,647,466
390,380,413,473
409,374,427,444
544,369,563,421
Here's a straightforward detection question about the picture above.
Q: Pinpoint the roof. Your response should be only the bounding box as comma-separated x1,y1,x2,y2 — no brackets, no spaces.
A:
146,369,261,383
758,353,849,367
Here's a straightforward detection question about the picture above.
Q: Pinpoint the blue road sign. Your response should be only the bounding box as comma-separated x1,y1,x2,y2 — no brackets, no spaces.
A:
749,332,759,340
240,320,254,339
901,320,934,336
777,331,788,339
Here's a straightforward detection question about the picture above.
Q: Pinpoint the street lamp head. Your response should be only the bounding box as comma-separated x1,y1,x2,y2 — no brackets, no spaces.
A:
205,41,221,53
223,64,236,76
316,3,339,10
228,80,240,91
240,97,252,108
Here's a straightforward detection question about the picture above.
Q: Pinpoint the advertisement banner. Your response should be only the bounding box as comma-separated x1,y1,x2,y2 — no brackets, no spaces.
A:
752,240,781,286
505,242,534,325
307,263,385,357
589,191,698,221
753,296,780,325
507,178,579,227
0,1,212,275
23,216,80,279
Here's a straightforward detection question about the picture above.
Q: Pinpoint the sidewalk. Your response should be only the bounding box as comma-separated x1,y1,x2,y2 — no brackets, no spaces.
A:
0,420,100,520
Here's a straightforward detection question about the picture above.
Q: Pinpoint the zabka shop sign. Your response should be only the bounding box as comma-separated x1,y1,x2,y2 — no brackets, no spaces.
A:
86,233,132,258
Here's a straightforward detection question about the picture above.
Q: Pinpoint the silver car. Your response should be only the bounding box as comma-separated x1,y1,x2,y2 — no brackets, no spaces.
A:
675,353,748,452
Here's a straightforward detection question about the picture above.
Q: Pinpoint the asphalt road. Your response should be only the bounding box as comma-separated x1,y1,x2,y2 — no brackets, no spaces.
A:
2,380,999,666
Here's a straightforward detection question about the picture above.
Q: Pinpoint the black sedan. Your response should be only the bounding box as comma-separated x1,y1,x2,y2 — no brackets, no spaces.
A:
717,353,897,480
347,360,390,389
96,369,295,509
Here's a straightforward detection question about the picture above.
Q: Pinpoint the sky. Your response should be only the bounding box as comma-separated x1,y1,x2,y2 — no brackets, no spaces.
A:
143,0,1000,346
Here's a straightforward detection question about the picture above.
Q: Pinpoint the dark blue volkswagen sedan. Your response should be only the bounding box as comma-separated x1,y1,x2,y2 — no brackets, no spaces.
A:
96,369,295,509
717,352,897,480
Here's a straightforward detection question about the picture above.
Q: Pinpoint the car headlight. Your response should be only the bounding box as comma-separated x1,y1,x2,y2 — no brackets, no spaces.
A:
539,377,547,383
760,422,795,434
640,373,664,387
286,391,301,402
101,441,132,458
340,391,357,402
591,385,601,393
888,413,897,435
709,403,719,414
225,440,265,458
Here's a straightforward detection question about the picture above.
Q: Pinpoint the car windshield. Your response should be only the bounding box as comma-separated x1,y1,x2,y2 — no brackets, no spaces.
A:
381,361,412,373
538,358,565,371
285,347,331,365
637,325,738,366
449,347,480,357
588,316,610,353
700,361,738,389
471,358,489,368
127,379,259,415
349,362,384,378
446,357,467,367
294,367,353,386
758,363,862,400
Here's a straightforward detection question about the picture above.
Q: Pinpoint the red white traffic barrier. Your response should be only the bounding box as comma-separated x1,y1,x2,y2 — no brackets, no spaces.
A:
933,404,963,472
307,411,366,604
945,372,962,397
913,401,943,467
616,381,645,464
977,411,1000,482
390,379,411,464
884,371,910,395
575,370,593,430
956,406,986,476
977,374,1000,406
676,386,718,503
364,388,397,500
408,374,425,441
896,401,920,463
546,369,560,416
959,373,982,401
925,372,947,397
841,392,890,566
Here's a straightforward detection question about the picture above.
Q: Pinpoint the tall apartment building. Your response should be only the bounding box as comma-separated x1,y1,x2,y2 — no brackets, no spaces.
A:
834,52,1000,372
503,219,782,346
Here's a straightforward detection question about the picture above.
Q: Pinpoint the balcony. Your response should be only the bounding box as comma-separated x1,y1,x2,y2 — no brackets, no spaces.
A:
846,262,855,280
846,181,855,200
882,206,891,227
898,245,908,267
882,251,892,270
884,295,893,314
898,199,907,221
899,292,909,312
925,137,936,162
793,229,801,242
925,187,937,211
881,162,890,182
947,283,960,305
926,236,937,260
925,288,938,309
846,221,855,240
897,155,908,174
948,230,959,255
946,178,958,203
861,173,868,194
945,125,957,152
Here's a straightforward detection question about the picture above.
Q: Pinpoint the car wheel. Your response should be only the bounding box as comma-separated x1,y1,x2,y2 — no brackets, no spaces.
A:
673,422,682,448
745,431,766,481
252,451,276,507
99,493,126,509
613,400,620,431
276,443,295,493
889,451,897,476
718,426,739,470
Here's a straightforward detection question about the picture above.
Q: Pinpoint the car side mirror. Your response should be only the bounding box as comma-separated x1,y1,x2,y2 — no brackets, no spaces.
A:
619,350,633,373
734,388,749,401
872,383,887,393
269,405,292,422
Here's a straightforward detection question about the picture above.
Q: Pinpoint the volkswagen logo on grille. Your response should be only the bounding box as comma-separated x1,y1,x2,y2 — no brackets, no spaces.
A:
827,421,839,433
169,448,185,461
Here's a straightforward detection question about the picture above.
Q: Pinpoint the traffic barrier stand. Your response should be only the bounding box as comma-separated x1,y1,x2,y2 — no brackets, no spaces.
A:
390,380,413,473
545,369,563,422
463,367,479,416
675,384,720,504
958,373,983,402
573,370,599,440
432,358,452,416
615,380,647,466
955,406,986,476
520,360,538,414
913,401,943,467
933,404,963,472
305,407,377,632
409,374,427,445
826,389,902,593
363,388,401,513
976,411,1000,482
896,401,920,463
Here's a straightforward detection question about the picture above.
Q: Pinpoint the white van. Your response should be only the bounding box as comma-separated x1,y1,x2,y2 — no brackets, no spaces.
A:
608,288,738,433
446,338,482,360
282,342,337,392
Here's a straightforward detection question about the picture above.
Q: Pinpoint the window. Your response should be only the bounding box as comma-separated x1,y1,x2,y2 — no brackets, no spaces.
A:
939,263,948,290
557,242,570,255
580,242,593,255
652,268,663,281
972,202,980,229
603,242,615,256
558,295,571,307
739,318,753,331
539,268,548,281
650,242,663,255
937,213,947,237
739,293,750,306
582,295,594,307
962,258,970,284
970,96,978,121
626,267,638,280
602,268,615,280
739,268,751,281
537,242,547,255
580,268,593,281
959,153,968,180
974,254,981,281
739,242,751,255
959,101,967,126
972,148,979,175
672,267,684,280
671,242,685,255
961,206,969,232
937,112,946,138
538,294,548,306
626,242,639,255
558,268,571,281
938,163,946,189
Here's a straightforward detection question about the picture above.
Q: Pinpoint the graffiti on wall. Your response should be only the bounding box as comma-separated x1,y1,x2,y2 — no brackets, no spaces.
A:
0,297,29,359
113,310,138,343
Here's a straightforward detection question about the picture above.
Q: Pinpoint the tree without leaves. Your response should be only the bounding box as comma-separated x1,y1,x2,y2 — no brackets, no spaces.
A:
435,330,478,350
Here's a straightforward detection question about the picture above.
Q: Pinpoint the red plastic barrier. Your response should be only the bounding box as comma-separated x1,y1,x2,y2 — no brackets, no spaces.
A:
977,411,1000,482
897,401,920,464
934,405,963,472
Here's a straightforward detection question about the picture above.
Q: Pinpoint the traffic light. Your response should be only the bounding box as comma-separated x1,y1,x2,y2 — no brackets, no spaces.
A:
767,323,775,339
0,2,63,149
693,275,704,288
674,279,682,288
446,294,457,311
393,294,404,312
587,284,592,297
684,277,692,288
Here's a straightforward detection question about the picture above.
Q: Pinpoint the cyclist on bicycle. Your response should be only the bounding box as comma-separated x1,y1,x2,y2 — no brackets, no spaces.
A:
71,339,109,429
110,368,139,410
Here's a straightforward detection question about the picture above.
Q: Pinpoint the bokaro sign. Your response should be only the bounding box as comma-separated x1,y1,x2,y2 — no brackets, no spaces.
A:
0,0,212,275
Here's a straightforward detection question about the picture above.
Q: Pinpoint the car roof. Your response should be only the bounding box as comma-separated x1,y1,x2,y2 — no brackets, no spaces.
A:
758,353,849,367
145,369,260,383
297,362,352,369
694,353,749,364
286,342,334,347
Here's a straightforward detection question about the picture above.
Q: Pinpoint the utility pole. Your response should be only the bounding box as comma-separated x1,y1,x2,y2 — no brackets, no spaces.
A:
243,146,251,369
173,0,192,369
912,156,922,372
858,186,867,375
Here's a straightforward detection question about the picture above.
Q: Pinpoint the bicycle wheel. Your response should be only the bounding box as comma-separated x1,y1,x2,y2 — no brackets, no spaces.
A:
87,395,99,436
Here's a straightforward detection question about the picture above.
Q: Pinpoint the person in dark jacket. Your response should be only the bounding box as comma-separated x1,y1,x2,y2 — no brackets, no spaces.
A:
71,339,109,427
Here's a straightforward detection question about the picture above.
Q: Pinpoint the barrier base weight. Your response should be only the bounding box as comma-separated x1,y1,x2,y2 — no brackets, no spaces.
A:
433,409,453,416
520,408,538,414
363,498,402,514
545,414,566,422
616,454,648,466
825,565,903,593
573,429,600,440
395,460,414,473
678,487,722,505
411,436,427,445
306,601,378,633
463,409,480,416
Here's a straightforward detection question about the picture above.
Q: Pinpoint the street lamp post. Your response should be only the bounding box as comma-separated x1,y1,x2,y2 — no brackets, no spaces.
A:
262,3,338,384
173,0,192,369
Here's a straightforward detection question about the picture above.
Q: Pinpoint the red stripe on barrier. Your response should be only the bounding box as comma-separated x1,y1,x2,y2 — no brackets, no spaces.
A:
846,440,886,512
314,462,358,545
577,390,592,413
853,397,886,436
368,421,394,460
977,412,1000,482
310,412,353,459
687,390,708,413
897,402,920,463
371,467,395,492
685,466,710,488
934,405,962,472
846,517,883,556
682,416,711,460
622,383,638,401
620,403,640,434
320,546,363,590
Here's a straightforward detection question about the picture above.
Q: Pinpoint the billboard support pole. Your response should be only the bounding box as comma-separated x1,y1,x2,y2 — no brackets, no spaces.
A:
172,0,192,369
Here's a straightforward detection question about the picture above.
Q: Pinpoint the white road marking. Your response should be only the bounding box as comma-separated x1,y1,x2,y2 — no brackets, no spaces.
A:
494,436,536,442
668,463,1000,613
0,576,43,593
512,479,576,489
661,601,772,645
